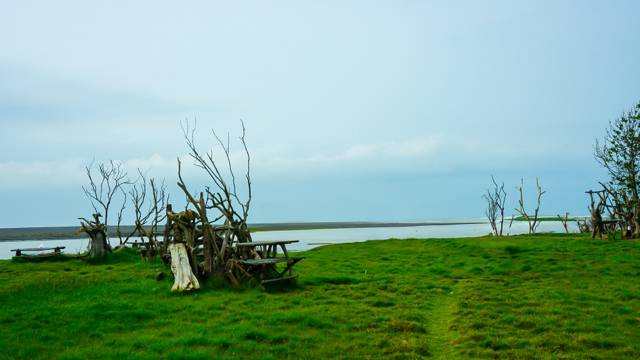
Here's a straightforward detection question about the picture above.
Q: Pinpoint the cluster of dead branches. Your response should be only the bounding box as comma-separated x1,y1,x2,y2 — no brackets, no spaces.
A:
81,161,169,257
125,171,169,256
515,178,546,235
484,177,550,236
483,176,507,236
82,160,130,235
583,183,631,239
81,161,129,257
168,119,253,282
557,212,570,233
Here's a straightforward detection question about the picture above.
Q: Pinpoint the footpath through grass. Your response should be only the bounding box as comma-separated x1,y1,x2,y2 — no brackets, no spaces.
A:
0,234,638,359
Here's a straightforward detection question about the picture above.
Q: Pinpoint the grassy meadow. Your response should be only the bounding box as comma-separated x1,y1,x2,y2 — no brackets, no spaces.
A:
0,234,639,359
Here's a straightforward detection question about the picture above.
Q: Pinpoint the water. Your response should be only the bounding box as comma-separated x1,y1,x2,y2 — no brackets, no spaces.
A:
0,221,576,260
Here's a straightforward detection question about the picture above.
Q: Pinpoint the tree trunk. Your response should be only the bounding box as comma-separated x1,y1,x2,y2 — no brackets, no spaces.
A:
169,243,200,291
591,209,604,239
88,230,110,257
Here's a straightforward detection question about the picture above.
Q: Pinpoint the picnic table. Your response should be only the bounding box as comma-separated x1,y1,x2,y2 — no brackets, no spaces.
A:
11,246,66,257
233,240,303,286
602,219,625,240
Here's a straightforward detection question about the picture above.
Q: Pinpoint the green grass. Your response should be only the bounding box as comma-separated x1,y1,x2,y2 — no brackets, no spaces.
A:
0,234,639,359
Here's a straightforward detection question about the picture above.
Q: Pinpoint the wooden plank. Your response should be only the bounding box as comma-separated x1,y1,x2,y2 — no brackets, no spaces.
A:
238,258,290,265
235,240,299,247
261,275,297,284
11,247,66,252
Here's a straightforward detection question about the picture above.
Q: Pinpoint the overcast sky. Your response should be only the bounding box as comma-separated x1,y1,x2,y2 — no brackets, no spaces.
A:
1,1,639,227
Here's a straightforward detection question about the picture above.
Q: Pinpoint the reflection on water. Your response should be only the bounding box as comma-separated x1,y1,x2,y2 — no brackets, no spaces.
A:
0,221,576,260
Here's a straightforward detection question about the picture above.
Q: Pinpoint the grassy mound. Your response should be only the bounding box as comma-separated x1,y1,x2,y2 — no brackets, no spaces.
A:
0,234,638,359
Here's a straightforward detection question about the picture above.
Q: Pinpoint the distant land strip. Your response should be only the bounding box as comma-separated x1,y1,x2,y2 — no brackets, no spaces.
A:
0,221,486,241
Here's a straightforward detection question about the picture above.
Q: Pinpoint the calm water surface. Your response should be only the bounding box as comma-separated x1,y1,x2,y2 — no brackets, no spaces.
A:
0,221,575,260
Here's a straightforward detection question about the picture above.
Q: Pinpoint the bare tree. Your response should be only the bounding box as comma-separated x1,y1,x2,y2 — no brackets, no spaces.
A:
82,160,129,234
507,214,516,235
483,176,507,236
127,170,168,256
116,189,128,245
515,178,546,234
556,212,570,233
81,160,129,257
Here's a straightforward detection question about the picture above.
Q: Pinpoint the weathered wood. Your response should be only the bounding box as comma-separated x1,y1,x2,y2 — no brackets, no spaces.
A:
238,258,290,266
169,243,200,291
79,213,111,257
11,247,65,252
235,240,299,247
261,275,297,284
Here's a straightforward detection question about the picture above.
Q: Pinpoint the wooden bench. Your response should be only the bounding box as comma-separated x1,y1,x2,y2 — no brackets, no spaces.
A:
11,246,66,257
234,240,303,287
236,239,299,258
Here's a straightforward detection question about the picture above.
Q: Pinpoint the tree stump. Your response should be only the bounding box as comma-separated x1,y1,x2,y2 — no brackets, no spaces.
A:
79,213,111,258
88,229,110,257
169,243,200,291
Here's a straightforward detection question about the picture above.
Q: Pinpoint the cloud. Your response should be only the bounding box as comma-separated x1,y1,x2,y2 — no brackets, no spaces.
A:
0,158,87,189
0,154,182,190
0,131,577,191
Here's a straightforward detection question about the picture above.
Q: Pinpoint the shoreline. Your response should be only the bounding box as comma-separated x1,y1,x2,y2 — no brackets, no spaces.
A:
0,220,487,242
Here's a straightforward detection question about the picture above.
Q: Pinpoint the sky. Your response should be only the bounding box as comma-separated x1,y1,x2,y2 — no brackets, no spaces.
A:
1,1,639,227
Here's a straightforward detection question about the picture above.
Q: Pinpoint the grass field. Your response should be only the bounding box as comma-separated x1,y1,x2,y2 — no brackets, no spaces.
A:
0,234,638,359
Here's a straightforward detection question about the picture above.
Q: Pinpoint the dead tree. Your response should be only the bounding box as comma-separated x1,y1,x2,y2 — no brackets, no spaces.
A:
80,161,129,257
127,170,168,257
78,213,110,257
506,214,515,235
82,160,129,237
483,176,507,236
116,189,129,245
557,212,570,233
515,178,546,234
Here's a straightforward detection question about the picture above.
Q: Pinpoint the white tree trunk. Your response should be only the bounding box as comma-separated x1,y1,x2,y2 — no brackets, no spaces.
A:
169,243,200,291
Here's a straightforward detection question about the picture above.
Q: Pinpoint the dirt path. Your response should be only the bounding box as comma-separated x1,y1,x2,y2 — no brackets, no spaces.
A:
427,286,461,359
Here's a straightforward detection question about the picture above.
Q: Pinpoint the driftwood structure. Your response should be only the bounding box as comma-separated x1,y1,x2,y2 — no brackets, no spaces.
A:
586,189,607,239
169,242,200,291
76,121,302,289
585,186,627,240
161,121,302,291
